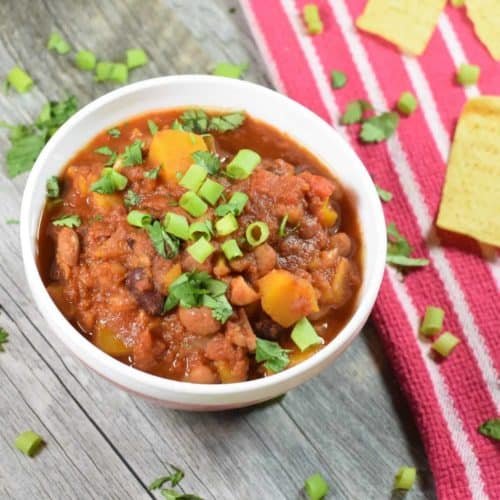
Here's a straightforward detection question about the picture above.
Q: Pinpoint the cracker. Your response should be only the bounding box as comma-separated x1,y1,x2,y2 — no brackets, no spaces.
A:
437,97,500,246
466,0,500,61
356,0,446,56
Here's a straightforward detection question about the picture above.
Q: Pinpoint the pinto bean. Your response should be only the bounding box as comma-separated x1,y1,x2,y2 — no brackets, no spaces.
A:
56,227,80,279
253,243,276,277
178,306,221,336
253,316,284,341
125,268,164,316
187,364,218,384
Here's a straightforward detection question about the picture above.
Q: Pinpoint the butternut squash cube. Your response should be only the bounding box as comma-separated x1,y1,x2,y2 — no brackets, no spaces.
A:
94,327,130,357
258,269,319,327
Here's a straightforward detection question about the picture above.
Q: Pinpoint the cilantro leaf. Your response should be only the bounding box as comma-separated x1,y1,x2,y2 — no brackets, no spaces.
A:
160,490,203,500
6,134,46,177
179,110,209,133
360,112,399,143
95,146,114,156
331,69,347,89
340,99,371,125
144,166,161,179
36,96,78,136
146,221,180,259
386,255,430,267
147,119,159,135
178,110,245,134
52,214,81,228
121,140,144,166
202,295,233,323
386,222,429,268
108,128,121,138
208,112,245,132
124,189,141,208
478,418,500,441
375,184,393,202
255,338,291,373
0,328,9,352
91,168,128,194
149,466,185,490
191,150,220,175
46,176,60,198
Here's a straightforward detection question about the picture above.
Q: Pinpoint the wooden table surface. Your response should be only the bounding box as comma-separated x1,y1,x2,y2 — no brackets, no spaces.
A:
0,1,435,498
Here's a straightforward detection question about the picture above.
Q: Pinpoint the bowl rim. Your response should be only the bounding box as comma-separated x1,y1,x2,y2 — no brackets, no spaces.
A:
20,75,386,399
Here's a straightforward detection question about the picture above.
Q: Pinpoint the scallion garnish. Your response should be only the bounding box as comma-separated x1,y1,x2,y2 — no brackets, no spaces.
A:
221,239,243,260
179,164,208,191
215,213,239,236
187,237,215,264
303,4,323,35
127,210,152,228
279,214,289,237
95,61,128,84
74,50,96,71
397,91,418,116
90,167,128,194
304,473,329,500
456,63,480,86
47,32,71,54
6,67,33,94
14,430,44,457
393,467,416,491
291,318,322,352
419,306,444,336
215,191,248,217
163,212,190,240
226,149,261,179
431,332,460,357
212,62,248,79
198,178,224,205
126,48,148,69
386,222,429,269
246,221,269,247
179,191,208,217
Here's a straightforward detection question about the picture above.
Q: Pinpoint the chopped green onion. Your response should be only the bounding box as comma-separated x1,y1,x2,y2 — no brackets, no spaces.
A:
198,178,224,205
432,332,460,357
397,91,418,115
215,213,239,236
187,237,215,264
212,62,248,79
291,318,322,352
127,210,152,228
420,306,445,336
304,473,329,500
303,4,323,35
456,63,480,86
331,70,347,89
179,164,208,191
246,221,269,247
7,67,33,94
163,212,189,240
15,430,43,457
46,176,60,199
108,127,121,138
126,48,148,69
221,239,243,260
147,119,158,135
226,149,261,179
393,467,416,491
188,220,214,241
124,189,141,208
279,214,289,237
179,191,208,218
95,62,128,84
47,32,71,54
375,184,393,202
75,50,96,71
215,191,249,217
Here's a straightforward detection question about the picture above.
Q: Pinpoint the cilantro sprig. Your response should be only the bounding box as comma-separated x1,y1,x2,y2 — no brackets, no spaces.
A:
478,418,500,441
177,109,245,134
255,338,291,373
124,189,141,208
149,465,202,499
121,140,144,166
386,222,429,268
191,150,220,175
52,214,81,228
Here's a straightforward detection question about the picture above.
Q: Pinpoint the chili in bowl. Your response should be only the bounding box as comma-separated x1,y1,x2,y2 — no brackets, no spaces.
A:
21,76,386,410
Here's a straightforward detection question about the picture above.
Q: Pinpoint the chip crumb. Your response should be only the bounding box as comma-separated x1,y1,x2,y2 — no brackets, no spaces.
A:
465,0,500,61
356,0,446,56
437,97,500,246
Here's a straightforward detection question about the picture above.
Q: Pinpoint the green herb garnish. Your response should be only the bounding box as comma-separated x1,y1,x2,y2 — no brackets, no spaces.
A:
121,140,143,166
212,62,248,79
126,48,149,69
375,184,392,202
279,214,289,237
340,99,372,125
108,127,121,138
386,222,429,268
52,214,81,228
47,32,71,54
192,150,221,175
0,328,9,351
124,189,141,208
4,67,33,94
330,70,347,89
144,165,161,179
145,220,180,259
178,110,245,134
255,338,291,373
478,418,500,441
149,466,185,490
90,167,128,194
46,176,60,198
147,119,159,136
0,96,78,177
360,112,399,143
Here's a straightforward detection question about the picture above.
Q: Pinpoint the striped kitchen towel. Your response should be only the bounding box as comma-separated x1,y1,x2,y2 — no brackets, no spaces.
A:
240,1,500,499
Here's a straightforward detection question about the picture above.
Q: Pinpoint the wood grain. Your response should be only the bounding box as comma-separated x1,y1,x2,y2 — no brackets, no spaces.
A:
0,0,435,498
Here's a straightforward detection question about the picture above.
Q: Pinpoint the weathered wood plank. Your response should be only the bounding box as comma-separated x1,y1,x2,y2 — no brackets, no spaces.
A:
0,0,435,498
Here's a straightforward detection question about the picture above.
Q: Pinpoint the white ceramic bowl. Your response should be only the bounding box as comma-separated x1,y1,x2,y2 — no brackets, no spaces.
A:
20,75,386,410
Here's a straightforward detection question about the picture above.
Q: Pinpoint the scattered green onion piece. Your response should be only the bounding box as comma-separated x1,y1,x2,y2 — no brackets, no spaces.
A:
95,62,128,84
163,212,189,240
419,306,445,337
375,184,393,202
198,178,224,205
291,318,322,352
179,191,208,218
246,221,269,247
15,431,43,457
226,149,261,179
397,91,418,115
187,237,215,264
212,62,248,79
221,239,243,260
304,473,329,500
215,191,249,216
386,255,429,267
47,32,71,54
179,164,208,191
188,220,214,241
393,467,416,491
126,48,148,69
147,119,158,135
279,214,289,237
108,127,121,138
303,4,324,35
330,70,347,89
110,63,128,84
75,50,96,71
7,67,33,94
431,332,460,357
215,213,239,236
456,63,480,86
127,210,152,228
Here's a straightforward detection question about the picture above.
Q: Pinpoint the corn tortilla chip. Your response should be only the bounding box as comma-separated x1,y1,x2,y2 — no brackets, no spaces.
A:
356,0,446,56
437,97,500,247
465,0,500,61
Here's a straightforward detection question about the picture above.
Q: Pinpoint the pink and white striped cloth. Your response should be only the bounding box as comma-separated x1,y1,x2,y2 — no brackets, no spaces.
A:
240,1,500,498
